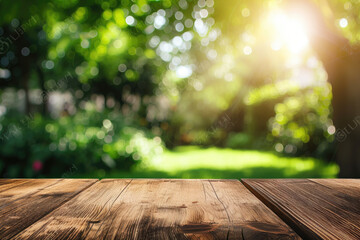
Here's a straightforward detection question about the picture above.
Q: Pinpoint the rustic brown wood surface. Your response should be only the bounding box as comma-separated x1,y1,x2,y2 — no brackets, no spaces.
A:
10,179,299,240
0,179,97,240
0,179,30,193
1,179,359,239
242,179,360,240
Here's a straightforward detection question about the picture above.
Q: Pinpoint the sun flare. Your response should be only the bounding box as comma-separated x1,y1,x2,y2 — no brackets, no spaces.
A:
268,10,309,54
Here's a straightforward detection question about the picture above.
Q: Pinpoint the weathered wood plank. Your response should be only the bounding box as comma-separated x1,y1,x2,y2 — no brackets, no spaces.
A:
0,179,61,208
209,180,300,239
86,179,233,239
242,179,360,240
15,179,300,239
0,179,97,240
0,179,28,186
0,179,30,193
13,179,132,240
310,179,360,200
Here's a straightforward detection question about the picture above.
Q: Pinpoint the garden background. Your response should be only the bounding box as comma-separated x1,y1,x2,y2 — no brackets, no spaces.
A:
1,0,359,178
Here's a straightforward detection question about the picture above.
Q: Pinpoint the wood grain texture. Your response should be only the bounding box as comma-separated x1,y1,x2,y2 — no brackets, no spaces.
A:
310,179,360,200
0,179,60,208
209,180,300,239
0,179,30,193
0,179,97,240
242,179,360,240
15,179,299,239
13,179,132,240
86,179,233,240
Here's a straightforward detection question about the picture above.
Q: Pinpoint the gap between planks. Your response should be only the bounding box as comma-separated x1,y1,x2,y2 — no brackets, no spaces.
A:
241,179,360,240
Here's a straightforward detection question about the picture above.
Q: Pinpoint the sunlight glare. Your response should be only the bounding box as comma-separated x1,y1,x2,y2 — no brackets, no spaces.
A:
268,10,309,54
243,45,252,55
339,18,348,28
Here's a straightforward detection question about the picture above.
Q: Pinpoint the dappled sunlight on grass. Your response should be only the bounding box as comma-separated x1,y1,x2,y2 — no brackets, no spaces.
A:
148,146,338,178
79,146,339,179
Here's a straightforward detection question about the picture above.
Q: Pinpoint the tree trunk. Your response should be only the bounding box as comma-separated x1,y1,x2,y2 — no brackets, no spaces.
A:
287,0,360,177
329,53,360,177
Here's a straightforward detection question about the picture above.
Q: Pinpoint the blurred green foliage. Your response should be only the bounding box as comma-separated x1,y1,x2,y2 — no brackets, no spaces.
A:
0,109,163,177
1,0,358,177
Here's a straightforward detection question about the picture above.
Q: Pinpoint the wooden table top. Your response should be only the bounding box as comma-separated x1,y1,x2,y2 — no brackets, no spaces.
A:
0,179,359,240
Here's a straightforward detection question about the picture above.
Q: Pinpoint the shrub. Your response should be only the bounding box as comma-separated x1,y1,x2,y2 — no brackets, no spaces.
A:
225,133,251,149
0,109,163,177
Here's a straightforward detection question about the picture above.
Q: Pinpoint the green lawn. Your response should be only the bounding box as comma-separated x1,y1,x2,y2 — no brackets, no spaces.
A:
76,146,339,179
